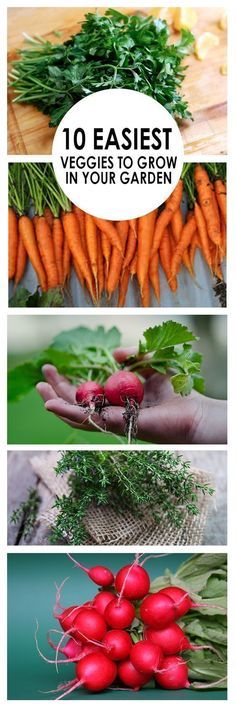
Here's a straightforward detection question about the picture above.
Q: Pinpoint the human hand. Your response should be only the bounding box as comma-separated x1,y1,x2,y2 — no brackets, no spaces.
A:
36,349,227,444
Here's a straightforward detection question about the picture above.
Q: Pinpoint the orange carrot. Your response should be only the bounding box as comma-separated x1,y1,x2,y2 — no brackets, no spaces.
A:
8,207,18,279
149,252,160,302
62,211,94,298
32,215,39,228
18,215,47,291
171,208,193,276
194,202,212,271
118,267,129,307
170,215,197,279
151,179,183,256
129,218,137,235
93,217,123,253
63,239,71,285
107,220,129,298
52,218,64,285
137,209,157,293
189,233,199,270
35,216,58,288
141,276,150,307
215,179,226,223
221,217,226,259
160,227,178,292
85,213,98,296
44,206,53,230
123,225,137,270
97,231,105,300
101,231,111,277
72,204,87,253
194,165,221,247
73,258,85,289
210,244,223,280
14,232,27,286
129,251,138,278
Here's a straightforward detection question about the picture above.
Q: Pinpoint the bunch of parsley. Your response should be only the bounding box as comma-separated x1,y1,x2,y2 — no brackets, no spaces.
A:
9,9,194,126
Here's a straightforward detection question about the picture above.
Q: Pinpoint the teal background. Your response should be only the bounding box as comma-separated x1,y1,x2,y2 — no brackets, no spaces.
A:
8,552,227,700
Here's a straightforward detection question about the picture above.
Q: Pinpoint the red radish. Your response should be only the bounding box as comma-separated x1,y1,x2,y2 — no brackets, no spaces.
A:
158,586,223,619
115,564,150,600
35,623,84,668
145,624,189,654
156,656,190,689
75,381,104,410
56,605,82,634
145,623,222,658
56,652,117,699
118,659,152,689
79,644,103,659
105,598,135,629
130,640,163,674
68,554,114,587
72,608,107,643
47,634,82,660
158,587,191,618
140,592,176,629
103,629,132,660
104,371,144,443
104,371,144,406
92,591,115,615
76,651,117,691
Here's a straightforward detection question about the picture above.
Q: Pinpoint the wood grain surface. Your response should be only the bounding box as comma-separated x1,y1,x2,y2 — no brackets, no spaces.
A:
8,7,227,155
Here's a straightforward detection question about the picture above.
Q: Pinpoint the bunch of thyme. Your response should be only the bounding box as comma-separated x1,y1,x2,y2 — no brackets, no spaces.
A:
51,451,214,544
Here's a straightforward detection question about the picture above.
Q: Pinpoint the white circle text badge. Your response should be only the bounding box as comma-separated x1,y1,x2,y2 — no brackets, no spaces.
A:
52,88,184,220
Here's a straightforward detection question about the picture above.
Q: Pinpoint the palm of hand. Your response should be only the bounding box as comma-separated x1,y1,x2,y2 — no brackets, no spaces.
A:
36,363,203,444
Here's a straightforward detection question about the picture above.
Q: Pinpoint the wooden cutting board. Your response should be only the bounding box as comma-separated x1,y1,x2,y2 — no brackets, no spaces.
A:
8,7,227,155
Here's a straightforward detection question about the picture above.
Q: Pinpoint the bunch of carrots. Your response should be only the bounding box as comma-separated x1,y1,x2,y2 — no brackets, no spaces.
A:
8,163,226,307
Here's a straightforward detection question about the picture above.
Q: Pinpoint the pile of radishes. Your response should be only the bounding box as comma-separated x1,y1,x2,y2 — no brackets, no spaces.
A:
75,372,144,442
36,555,222,699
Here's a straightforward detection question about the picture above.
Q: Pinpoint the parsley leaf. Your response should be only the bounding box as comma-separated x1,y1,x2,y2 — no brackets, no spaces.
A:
10,10,194,126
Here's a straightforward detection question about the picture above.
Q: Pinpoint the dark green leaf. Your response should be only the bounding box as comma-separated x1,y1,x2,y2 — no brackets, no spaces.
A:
9,288,32,307
51,326,121,353
140,321,198,353
8,361,41,402
170,373,193,396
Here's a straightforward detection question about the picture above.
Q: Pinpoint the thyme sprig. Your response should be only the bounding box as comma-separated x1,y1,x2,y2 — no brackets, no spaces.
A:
50,451,214,544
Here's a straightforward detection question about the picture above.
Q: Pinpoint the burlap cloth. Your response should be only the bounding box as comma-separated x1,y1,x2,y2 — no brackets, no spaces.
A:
30,452,212,546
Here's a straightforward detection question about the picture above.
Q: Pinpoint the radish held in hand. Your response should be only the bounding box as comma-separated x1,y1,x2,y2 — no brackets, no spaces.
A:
75,381,104,414
130,640,163,675
104,371,144,443
156,656,190,689
140,592,176,629
118,658,152,689
115,563,150,600
105,597,135,629
68,553,114,587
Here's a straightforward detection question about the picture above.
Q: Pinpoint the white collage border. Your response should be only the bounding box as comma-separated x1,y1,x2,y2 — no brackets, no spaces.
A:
1,0,234,706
